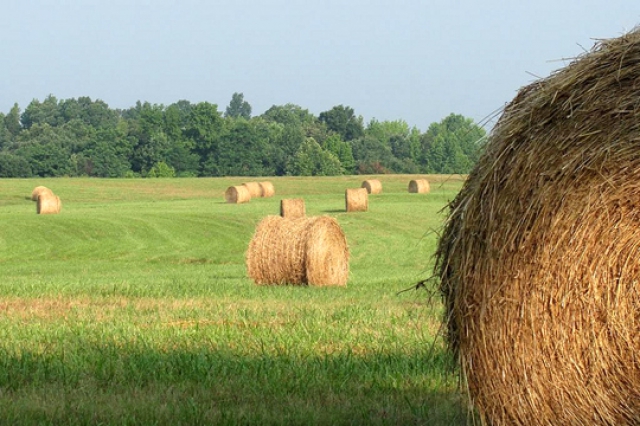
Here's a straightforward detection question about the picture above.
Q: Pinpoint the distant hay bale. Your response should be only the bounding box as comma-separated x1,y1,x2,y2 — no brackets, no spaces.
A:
259,181,275,198
435,29,640,426
361,179,382,194
242,182,263,198
280,198,305,219
31,186,52,201
345,188,368,212
225,186,251,204
246,215,349,286
408,179,430,193
37,193,61,214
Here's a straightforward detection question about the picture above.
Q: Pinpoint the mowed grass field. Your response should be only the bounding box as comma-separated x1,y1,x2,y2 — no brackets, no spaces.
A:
0,174,468,425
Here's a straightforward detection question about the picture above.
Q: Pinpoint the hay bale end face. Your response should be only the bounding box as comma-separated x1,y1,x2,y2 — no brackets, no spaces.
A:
408,179,430,194
280,198,305,219
242,182,263,198
435,29,640,426
31,186,53,201
259,181,275,198
246,215,349,286
361,179,382,194
345,188,368,212
225,186,251,204
37,193,61,214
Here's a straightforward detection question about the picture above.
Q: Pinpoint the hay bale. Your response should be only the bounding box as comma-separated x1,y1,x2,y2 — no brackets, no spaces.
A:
225,186,251,204
37,193,61,214
435,29,640,426
408,179,430,193
361,179,382,194
242,182,263,198
345,188,368,212
31,186,52,201
280,198,305,219
246,215,349,286
259,181,275,198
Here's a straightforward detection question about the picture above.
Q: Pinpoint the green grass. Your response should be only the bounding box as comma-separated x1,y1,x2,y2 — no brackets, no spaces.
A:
0,174,469,425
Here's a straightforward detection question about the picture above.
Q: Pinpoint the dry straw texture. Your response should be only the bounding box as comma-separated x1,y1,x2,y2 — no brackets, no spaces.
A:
361,179,382,194
435,29,640,425
225,186,251,204
345,188,368,212
246,215,349,286
259,181,275,198
280,198,305,219
37,193,61,214
242,182,263,198
408,179,430,193
31,186,52,201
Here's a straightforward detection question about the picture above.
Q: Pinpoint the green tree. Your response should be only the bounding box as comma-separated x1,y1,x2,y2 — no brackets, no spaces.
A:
147,161,175,178
216,118,270,176
14,124,73,176
287,138,342,176
84,128,133,177
224,92,252,119
318,105,364,141
4,103,22,136
21,95,62,129
185,102,224,175
419,113,486,173
0,152,31,177
321,134,355,174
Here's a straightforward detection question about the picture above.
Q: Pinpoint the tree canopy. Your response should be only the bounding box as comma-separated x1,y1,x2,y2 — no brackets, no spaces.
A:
0,95,486,178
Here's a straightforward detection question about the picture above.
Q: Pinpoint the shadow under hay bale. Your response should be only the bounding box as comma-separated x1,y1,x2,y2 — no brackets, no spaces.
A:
31,186,53,201
37,193,61,214
225,186,251,204
345,188,368,212
435,29,640,426
246,215,349,286
242,182,263,198
408,179,430,194
259,181,275,198
280,198,305,219
361,179,382,194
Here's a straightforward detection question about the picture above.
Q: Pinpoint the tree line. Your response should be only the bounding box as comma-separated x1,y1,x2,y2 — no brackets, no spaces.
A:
0,92,486,178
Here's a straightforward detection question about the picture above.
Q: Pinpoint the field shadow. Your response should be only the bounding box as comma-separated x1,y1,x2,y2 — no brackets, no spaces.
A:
321,209,346,213
0,342,471,425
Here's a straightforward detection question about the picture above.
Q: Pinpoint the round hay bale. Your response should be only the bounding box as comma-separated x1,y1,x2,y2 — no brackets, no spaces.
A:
345,188,368,212
408,179,429,194
259,181,275,198
280,198,305,219
225,186,251,204
246,215,349,286
361,179,382,194
31,186,53,201
435,29,640,426
242,182,263,198
37,193,61,214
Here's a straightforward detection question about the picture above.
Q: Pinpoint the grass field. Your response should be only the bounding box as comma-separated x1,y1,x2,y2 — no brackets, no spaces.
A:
0,174,469,425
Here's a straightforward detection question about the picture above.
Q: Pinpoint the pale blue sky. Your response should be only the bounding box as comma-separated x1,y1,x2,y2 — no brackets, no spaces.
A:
1,1,638,130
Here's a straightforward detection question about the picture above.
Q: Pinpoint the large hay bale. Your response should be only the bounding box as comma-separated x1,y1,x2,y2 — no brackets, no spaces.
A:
31,186,53,201
280,198,305,219
242,182,263,198
408,179,429,193
225,186,251,204
345,188,368,212
259,181,275,198
361,179,382,194
435,29,640,426
37,193,61,214
246,215,349,286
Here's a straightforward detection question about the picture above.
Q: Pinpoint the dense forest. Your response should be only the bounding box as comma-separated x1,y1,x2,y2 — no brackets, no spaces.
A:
0,92,486,178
